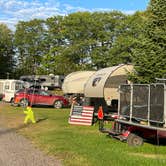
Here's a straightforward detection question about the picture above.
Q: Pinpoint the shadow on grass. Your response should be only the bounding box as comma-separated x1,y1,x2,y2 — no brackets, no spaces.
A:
36,117,48,123
146,138,166,146
105,134,166,146
0,118,48,136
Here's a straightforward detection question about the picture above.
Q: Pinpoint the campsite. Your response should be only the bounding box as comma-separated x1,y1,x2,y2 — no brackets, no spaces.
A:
1,102,166,166
0,0,166,165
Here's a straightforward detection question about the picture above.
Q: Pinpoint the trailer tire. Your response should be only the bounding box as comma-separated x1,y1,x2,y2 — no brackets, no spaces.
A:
127,133,143,146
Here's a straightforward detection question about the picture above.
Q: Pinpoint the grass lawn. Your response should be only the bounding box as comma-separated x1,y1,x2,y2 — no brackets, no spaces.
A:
0,102,166,166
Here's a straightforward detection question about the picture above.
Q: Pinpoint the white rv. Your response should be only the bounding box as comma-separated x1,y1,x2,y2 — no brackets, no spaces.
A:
62,71,96,104
20,75,64,89
0,79,25,102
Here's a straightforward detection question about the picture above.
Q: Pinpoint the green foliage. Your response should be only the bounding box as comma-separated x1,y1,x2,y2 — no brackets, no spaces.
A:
14,19,47,76
0,24,15,78
41,11,129,73
13,11,148,77
3,1,166,80
131,0,166,83
108,12,147,66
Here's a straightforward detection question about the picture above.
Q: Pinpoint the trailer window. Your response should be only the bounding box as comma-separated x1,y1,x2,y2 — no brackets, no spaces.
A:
105,75,128,88
5,82,10,90
15,82,24,90
39,78,46,82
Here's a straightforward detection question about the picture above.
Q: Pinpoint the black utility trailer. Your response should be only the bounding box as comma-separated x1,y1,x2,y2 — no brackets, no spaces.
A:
100,83,166,146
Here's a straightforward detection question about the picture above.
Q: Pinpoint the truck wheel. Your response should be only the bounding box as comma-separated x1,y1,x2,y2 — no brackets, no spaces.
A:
127,133,143,146
10,98,14,106
20,99,29,107
54,100,63,109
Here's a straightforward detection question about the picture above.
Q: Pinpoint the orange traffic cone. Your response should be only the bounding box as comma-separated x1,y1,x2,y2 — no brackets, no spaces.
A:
98,106,104,120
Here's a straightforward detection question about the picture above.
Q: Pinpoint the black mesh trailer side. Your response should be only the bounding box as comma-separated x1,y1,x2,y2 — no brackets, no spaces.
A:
150,84,165,124
119,84,165,127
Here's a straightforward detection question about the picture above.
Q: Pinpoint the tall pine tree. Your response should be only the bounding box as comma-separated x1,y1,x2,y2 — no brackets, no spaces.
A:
131,0,166,83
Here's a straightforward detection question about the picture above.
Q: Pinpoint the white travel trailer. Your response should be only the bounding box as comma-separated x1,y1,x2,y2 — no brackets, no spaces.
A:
62,71,96,104
67,65,134,124
20,75,64,89
0,79,25,102
62,71,96,95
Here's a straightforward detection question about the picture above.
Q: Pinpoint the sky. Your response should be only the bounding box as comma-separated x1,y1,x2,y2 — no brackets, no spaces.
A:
0,0,150,31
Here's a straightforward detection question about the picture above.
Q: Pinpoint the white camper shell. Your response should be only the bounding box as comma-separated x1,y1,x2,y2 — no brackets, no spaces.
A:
20,75,64,89
62,71,96,94
84,64,133,112
84,64,133,108
0,79,24,102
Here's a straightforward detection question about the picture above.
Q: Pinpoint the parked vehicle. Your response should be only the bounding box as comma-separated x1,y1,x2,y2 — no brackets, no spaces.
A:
99,83,166,146
13,88,69,108
20,75,65,90
0,93,4,101
84,64,133,114
64,64,133,116
0,79,25,102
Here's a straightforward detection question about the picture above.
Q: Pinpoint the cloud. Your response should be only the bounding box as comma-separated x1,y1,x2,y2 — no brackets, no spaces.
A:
63,4,88,12
0,0,136,31
0,0,64,30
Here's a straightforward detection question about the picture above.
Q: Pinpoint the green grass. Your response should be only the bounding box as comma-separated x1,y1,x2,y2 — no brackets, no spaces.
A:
1,102,166,166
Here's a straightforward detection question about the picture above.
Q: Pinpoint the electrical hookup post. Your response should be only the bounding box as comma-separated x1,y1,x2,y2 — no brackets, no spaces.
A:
98,106,104,131
24,106,36,124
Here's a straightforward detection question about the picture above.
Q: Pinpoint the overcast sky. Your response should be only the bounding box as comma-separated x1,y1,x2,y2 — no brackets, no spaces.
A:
0,0,150,31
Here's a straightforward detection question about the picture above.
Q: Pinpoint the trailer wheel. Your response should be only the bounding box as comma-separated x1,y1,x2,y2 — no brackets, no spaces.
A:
127,133,143,146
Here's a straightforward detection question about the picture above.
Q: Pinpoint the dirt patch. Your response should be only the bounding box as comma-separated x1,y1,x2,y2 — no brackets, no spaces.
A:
0,127,62,166
0,102,62,166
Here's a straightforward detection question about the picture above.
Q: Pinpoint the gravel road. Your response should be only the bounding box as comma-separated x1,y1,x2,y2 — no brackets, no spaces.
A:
0,127,62,166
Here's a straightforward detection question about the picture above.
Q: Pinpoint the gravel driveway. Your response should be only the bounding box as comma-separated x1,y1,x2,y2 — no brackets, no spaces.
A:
0,127,62,166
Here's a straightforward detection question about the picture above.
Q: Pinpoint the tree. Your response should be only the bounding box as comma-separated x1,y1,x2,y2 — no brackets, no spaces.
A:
131,0,166,83
89,11,126,69
41,11,128,74
108,11,147,66
0,24,15,78
14,19,46,76
39,16,70,75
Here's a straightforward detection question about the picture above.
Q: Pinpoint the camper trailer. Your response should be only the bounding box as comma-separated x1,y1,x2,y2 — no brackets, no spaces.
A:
68,65,133,125
0,79,25,102
20,75,64,89
62,71,96,104
84,64,133,114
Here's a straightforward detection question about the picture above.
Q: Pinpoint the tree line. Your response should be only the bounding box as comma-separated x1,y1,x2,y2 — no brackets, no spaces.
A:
0,0,165,83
